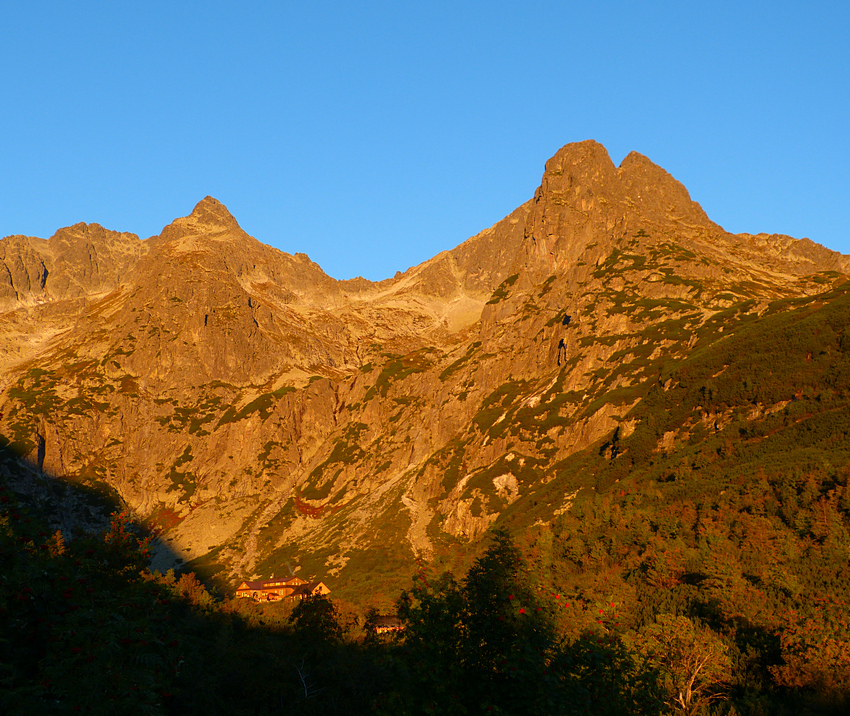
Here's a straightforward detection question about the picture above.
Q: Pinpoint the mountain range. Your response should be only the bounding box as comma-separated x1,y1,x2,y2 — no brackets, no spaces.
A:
2,139,848,602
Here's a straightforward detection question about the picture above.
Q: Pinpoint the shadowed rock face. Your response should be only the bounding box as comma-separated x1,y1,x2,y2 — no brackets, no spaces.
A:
1,140,848,592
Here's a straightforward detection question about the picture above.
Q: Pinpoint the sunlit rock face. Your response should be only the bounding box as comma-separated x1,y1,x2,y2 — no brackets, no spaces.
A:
2,141,847,592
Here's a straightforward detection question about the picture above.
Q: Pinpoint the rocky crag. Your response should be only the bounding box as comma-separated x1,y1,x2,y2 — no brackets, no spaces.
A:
1,140,847,597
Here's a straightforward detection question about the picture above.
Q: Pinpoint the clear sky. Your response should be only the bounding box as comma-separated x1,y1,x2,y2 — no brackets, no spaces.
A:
2,1,848,281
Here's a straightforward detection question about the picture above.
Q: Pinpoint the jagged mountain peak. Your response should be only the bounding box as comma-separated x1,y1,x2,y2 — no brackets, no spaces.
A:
519,140,628,280
535,140,715,227
517,140,774,283
156,196,244,246
188,196,239,227
544,138,616,171
616,149,715,229
537,140,620,202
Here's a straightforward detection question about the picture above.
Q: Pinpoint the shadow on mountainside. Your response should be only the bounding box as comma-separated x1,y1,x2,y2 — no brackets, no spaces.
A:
0,439,410,715
0,439,124,539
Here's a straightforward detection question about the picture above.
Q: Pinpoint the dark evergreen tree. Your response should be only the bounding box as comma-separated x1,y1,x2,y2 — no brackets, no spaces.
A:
397,529,563,714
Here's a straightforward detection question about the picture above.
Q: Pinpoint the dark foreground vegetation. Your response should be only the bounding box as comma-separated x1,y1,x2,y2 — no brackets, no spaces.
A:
2,475,849,715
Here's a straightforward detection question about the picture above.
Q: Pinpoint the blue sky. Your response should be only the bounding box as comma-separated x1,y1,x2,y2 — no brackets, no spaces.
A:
2,1,848,281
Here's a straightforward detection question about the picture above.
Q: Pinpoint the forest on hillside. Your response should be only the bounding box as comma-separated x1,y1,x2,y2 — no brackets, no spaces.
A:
2,464,848,715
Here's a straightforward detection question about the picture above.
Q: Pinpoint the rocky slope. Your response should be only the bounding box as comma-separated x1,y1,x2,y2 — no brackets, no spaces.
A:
1,140,848,597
